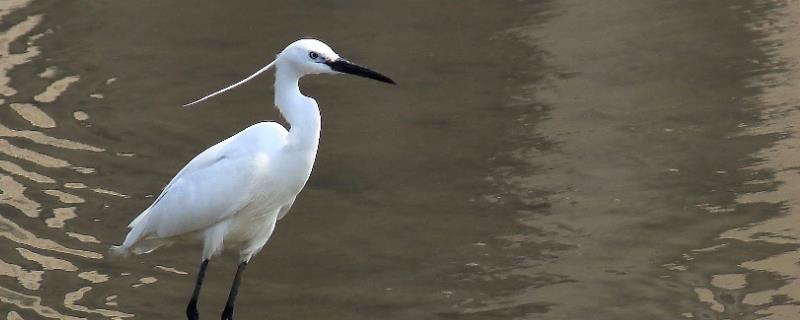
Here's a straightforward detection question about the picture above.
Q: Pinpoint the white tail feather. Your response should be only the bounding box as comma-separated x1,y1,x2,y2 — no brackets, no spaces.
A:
109,245,130,257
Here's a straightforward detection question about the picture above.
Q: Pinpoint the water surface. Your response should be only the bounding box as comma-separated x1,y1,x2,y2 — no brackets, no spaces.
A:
1,1,800,319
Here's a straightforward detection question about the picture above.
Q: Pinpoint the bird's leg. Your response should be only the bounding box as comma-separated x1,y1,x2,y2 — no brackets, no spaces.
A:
220,261,248,320
187,259,210,320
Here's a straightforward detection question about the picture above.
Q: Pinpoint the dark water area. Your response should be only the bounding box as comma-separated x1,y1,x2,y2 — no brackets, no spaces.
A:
1,0,800,319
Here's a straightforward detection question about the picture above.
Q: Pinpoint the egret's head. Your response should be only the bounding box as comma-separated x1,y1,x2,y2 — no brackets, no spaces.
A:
278,39,339,75
278,38,395,84
182,38,394,107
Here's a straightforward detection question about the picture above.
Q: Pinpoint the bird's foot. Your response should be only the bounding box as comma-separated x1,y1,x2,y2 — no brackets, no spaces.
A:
220,306,234,320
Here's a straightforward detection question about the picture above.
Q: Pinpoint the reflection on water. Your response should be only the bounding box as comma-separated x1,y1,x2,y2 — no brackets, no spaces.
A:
34,76,80,104
0,285,83,320
0,12,40,97
477,0,800,319
0,258,41,290
45,207,76,229
0,213,100,258
17,247,78,271
683,1,800,318
0,1,134,318
9,103,54,128
63,287,132,319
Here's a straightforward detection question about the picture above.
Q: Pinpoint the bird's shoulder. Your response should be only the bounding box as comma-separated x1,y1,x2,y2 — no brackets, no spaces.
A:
236,121,288,140
221,121,285,154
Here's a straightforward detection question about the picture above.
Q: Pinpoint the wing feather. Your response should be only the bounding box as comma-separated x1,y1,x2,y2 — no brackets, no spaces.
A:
125,122,288,242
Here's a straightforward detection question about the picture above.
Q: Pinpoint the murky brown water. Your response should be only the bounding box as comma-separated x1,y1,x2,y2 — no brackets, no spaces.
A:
2,0,800,319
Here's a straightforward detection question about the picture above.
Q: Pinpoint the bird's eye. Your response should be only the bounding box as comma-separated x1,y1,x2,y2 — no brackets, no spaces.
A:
308,51,319,60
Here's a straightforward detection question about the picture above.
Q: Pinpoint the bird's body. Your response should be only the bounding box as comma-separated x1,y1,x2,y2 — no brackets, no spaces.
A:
121,120,311,260
113,38,394,320
119,69,320,262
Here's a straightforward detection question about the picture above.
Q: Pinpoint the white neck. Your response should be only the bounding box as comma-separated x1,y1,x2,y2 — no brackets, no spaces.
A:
274,65,321,151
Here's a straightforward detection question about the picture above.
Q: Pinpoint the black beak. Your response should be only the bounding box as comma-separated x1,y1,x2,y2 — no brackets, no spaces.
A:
325,59,396,85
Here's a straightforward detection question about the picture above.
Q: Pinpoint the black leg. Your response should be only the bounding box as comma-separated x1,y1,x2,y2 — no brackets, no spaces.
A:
187,259,210,320
220,261,248,320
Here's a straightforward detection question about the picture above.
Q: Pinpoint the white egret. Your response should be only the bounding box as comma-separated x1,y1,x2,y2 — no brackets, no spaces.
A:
113,38,394,320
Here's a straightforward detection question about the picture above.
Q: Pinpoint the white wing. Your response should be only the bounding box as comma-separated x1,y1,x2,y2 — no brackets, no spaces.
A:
123,122,288,245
